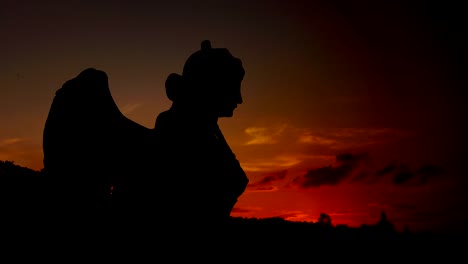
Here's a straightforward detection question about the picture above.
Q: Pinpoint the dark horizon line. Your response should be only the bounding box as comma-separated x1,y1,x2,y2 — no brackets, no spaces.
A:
2,159,465,239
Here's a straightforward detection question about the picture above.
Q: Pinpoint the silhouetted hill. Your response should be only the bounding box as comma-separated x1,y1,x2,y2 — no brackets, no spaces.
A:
0,159,461,244
0,160,44,208
0,160,43,178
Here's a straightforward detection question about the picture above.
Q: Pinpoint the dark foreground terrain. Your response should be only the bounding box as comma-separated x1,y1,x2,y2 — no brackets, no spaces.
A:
0,160,464,251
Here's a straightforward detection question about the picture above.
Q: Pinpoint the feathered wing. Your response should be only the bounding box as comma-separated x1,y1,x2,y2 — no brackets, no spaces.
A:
42,68,154,211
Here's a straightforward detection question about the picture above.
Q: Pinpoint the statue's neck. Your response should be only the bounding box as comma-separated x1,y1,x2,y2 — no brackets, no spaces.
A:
169,103,218,124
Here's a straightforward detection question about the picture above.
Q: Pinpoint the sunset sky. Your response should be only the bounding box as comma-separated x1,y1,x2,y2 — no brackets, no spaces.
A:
1,0,467,235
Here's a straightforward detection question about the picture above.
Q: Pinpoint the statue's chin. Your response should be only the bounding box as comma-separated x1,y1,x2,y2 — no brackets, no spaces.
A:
219,115,234,118
218,110,234,118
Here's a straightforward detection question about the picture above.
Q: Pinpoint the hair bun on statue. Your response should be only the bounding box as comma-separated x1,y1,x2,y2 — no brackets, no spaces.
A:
164,40,245,102
182,40,243,81
201,40,212,50
165,73,183,102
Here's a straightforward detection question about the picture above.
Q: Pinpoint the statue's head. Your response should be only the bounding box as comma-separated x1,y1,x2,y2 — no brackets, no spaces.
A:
165,40,245,117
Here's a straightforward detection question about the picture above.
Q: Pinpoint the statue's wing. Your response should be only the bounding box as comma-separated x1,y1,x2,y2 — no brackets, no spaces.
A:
42,68,153,208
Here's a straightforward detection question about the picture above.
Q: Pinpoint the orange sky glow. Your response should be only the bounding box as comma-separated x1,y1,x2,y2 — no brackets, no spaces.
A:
1,0,467,235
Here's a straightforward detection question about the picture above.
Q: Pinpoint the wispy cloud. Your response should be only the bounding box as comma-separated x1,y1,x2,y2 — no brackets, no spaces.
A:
121,103,142,115
244,124,287,145
247,186,279,192
0,137,42,170
241,155,303,172
0,138,24,146
231,206,263,214
242,123,409,151
298,132,336,145
297,127,409,150
275,211,312,222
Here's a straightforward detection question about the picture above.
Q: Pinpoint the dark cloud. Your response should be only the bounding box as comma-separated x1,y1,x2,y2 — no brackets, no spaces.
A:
373,162,444,186
393,171,414,185
416,165,444,184
293,152,445,188
256,170,287,185
292,152,368,188
376,161,398,176
391,164,443,186
350,171,370,183
336,152,369,163
389,202,417,211
294,164,353,188
247,170,287,191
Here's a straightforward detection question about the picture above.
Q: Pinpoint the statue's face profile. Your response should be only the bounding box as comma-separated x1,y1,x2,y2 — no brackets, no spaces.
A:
209,76,243,118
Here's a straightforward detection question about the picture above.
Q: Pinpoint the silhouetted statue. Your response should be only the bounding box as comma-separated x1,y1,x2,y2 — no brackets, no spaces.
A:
42,41,248,236
152,40,249,231
42,68,154,225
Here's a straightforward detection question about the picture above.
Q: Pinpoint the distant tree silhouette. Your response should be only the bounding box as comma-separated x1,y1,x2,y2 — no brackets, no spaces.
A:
374,210,397,240
318,213,333,227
